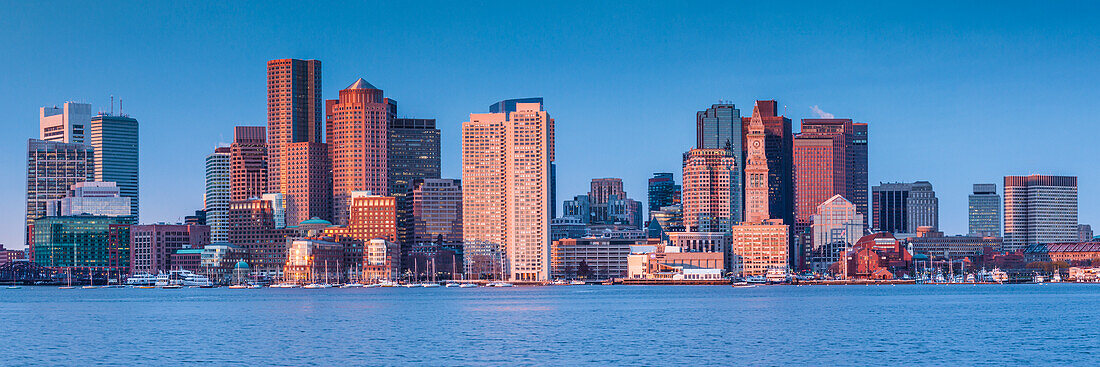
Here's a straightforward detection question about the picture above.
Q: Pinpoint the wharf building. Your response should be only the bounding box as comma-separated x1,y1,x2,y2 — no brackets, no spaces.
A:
1023,242,1100,264
462,98,554,281
129,224,210,276
968,184,1001,237
266,59,323,226
841,233,913,280
285,237,345,284
1003,175,1078,251
327,78,394,225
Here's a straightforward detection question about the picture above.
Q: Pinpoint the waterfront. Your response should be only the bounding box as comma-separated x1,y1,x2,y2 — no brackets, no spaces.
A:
2,285,1099,365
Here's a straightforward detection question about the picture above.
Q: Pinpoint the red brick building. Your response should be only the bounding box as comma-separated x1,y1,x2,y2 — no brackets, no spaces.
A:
843,232,913,279
327,78,394,225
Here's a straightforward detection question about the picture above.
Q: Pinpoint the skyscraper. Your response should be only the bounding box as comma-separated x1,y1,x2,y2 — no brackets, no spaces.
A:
230,126,268,201
388,118,441,248
462,99,554,281
871,181,938,235
205,147,231,243
388,118,441,196
794,131,846,239
327,78,394,225
696,104,743,222
267,59,322,200
40,102,91,146
968,183,1001,237
797,117,868,223
907,181,939,232
1003,175,1078,251
647,173,680,213
740,101,794,229
682,149,737,232
26,139,93,245
872,182,910,234
90,112,139,220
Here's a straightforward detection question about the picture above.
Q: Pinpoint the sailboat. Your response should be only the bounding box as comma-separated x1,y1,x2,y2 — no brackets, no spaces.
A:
59,268,75,289
82,270,99,289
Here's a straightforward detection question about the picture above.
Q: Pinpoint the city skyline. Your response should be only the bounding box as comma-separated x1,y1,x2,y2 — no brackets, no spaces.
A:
3,2,1100,249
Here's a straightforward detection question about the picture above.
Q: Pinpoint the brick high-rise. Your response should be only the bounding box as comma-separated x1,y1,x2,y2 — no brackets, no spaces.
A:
462,99,554,281
267,59,322,201
797,118,868,223
230,126,268,201
682,149,737,232
327,78,395,225
282,141,331,224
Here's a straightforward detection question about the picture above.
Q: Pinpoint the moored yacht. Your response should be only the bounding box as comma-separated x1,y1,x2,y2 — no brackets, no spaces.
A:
155,269,213,287
125,273,158,286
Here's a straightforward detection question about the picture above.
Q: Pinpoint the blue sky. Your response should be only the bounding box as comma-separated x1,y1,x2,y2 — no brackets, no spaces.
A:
2,1,1098,249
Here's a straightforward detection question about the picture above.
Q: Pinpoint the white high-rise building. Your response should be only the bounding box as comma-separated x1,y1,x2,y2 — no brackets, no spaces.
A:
1003,175,1078,251
40,102,92,146
462,98,554,281
205,147,231,243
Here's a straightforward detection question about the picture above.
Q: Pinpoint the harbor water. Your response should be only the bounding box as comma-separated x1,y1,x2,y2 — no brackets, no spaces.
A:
2,284,1098,365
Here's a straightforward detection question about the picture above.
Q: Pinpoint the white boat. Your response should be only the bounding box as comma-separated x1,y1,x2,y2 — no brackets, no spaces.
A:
342,283,365,288
459,283,478,288
270,283,298,288
154,269,213,287
364,283,381,288
991,268,1008,283
444,283,459,288
161,284,182,289
1052,272,1062,283
379,282,397,288
422,283,441,288
248,284,262,289
765,268,790,284
570,280,586,285
303,284,323,289
487,282,514,287
401,284,419,288
125,273,158,286
1033,274,1045,283
227,285,249,289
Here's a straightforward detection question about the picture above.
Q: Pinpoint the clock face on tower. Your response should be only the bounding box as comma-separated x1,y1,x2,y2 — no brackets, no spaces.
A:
753,141,761,148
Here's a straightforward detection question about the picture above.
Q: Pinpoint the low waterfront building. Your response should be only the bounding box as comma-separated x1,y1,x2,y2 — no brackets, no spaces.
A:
228,198,295,277
626,244,724,279
129,224,210,276
841,233,914,279
550,237,649,280
364,238,400,282
0,245,27,265
200,244,250,284
170,249,203,273
285,238,345,284
904,227,1001,260
1023,242,1100,264
30,215,131,275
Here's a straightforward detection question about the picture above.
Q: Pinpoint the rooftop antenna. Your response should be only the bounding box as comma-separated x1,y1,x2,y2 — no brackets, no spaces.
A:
110,95,114,115
119,98,123,116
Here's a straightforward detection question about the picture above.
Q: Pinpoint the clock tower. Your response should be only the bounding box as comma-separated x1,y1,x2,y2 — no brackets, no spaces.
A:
744,105,770,223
